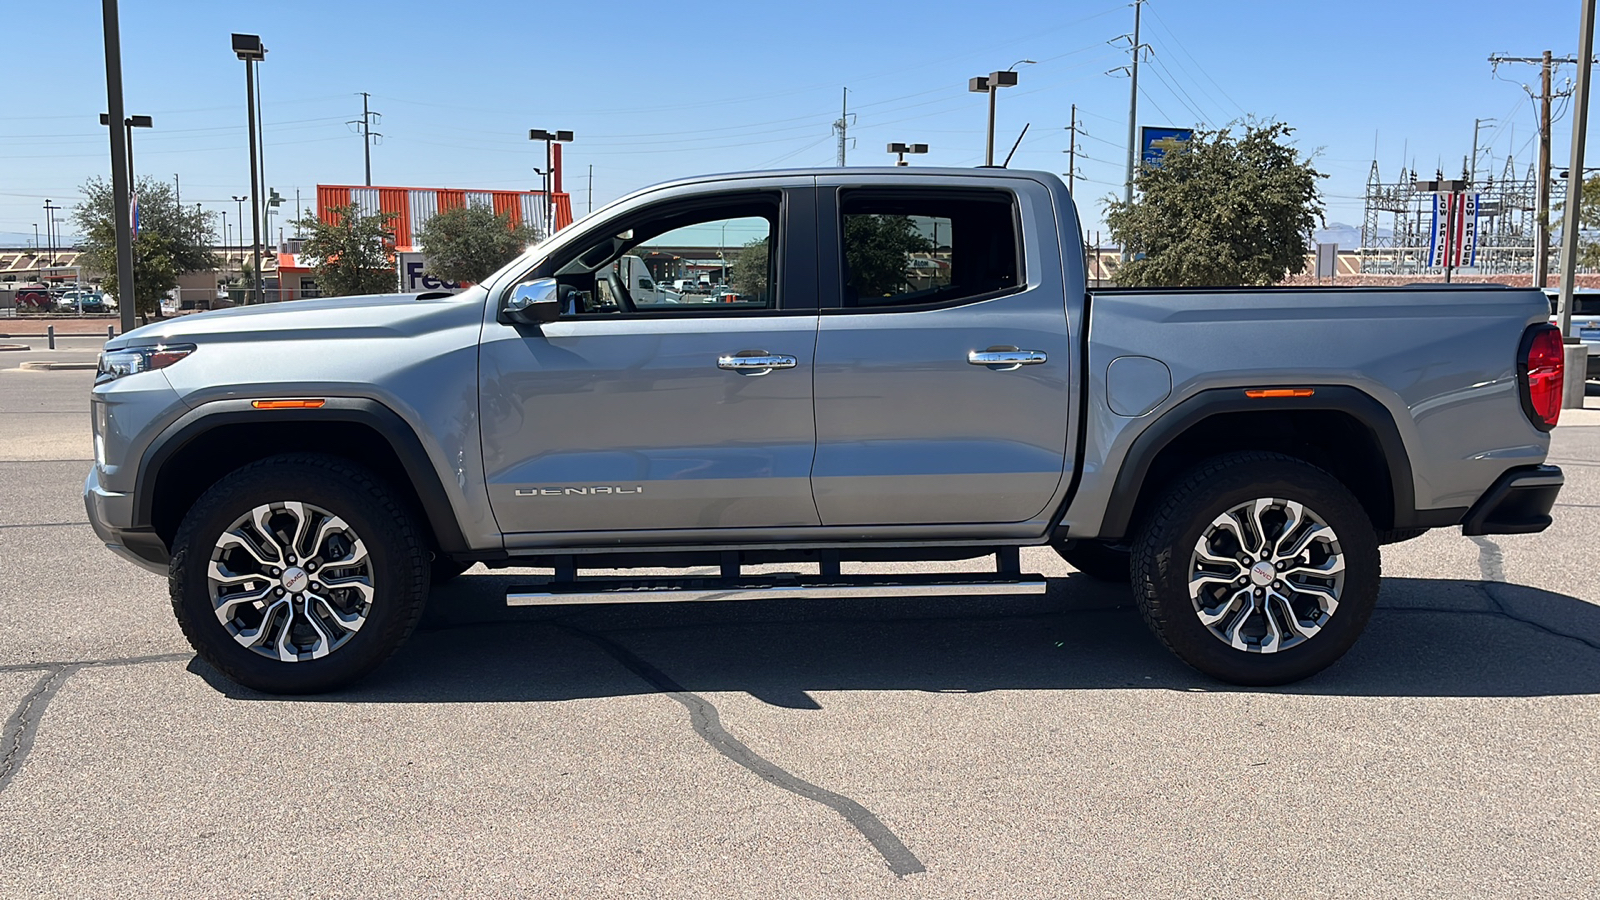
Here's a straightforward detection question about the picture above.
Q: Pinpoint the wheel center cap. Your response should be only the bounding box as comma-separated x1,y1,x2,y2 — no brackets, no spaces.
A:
1249,561,1275,586
281,566,309,593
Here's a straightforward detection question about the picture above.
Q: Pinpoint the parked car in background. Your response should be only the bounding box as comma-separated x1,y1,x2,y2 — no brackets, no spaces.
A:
1545,289,1600,378
14,283,51,309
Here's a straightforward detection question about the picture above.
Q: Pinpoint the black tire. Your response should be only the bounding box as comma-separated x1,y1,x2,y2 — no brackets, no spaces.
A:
169,454,429,694
1130,451,1380,686
430,556,472,585
1052,540,1131,583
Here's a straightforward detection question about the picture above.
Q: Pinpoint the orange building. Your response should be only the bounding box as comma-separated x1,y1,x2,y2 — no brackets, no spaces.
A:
276,151,573,299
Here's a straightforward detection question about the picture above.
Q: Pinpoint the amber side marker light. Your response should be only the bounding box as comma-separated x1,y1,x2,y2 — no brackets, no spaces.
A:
1244,388,1315,399
251,399,327,409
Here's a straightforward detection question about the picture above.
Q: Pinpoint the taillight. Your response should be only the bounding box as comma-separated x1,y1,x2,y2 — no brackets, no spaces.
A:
1518,324,1564,431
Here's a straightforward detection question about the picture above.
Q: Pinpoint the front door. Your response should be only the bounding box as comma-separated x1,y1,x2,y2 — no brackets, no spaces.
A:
810,178,1073,526
480,184,822,535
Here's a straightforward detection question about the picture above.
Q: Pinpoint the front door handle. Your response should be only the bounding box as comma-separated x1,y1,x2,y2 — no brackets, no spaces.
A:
968,347,1047,370
718,352,797,375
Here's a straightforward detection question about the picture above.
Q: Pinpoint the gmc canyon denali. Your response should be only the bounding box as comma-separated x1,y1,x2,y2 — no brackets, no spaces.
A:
84,167,1567,693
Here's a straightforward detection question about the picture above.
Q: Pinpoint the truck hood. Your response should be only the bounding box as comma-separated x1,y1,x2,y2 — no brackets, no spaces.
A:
107,289,488,349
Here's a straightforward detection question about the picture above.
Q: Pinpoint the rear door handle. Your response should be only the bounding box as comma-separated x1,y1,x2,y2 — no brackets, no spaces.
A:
718,352,797,374
968,347,1047,370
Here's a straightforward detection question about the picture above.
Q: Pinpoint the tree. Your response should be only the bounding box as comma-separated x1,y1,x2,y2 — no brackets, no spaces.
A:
728,237,769,298
74,176,217,321
1104,121,1325,287
1553,172,1600,269
291,202,398,297
414,203,538,284
844,214,932,298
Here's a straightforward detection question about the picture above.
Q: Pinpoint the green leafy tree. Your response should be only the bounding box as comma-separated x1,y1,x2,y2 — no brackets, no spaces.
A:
414,203,538,285
291,202,398,297
844,214,932,298
728,237,769,297
74,176,216,321
1552,172,1600,269
1105,121,1325,287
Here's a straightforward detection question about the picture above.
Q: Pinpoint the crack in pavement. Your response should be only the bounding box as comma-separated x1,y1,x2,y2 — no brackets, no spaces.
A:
0,653,190,795
0,665,80,794
1467,536,1600,653
557,623,927,877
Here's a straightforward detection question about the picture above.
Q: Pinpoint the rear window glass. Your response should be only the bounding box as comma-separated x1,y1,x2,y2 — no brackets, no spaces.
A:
838,189,1019,308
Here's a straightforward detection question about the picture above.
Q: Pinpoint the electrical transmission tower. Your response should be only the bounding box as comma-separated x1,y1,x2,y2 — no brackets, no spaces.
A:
833,87,855,166
348,92,383,186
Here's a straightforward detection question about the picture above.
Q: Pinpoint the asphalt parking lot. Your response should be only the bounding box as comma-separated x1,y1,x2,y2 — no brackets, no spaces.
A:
2,338,1598,898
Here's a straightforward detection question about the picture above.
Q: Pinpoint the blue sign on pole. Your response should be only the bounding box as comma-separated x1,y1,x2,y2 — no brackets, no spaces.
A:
1139,126,1193,167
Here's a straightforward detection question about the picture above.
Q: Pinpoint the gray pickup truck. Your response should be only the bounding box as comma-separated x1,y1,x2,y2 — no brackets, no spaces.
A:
85,167,1568,694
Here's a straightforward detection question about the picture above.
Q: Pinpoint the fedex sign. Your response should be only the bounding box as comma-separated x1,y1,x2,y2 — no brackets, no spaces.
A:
397,252,465,294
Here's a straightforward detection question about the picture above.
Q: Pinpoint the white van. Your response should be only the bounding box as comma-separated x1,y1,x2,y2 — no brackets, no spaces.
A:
609,255,680,306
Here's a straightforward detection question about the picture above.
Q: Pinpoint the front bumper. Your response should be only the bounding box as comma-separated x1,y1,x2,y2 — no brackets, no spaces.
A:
1460,464,1564,536
84,467,169,575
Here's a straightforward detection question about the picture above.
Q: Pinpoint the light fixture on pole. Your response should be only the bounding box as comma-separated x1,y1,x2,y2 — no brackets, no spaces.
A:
99,113,152,184
529,129,573,236
969,60,1031,167
232,33,266,304
887,142,929,166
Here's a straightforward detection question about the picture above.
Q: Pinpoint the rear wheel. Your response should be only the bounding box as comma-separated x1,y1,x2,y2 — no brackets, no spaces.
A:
1130,452,1380,686
169,454,429,694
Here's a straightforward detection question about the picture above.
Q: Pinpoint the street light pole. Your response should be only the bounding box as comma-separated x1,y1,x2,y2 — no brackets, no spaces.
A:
529,129,573,236
970,61,1030,167
1557,0,1596,410
232,34,266,304
100,0,136,334
232,196,246,264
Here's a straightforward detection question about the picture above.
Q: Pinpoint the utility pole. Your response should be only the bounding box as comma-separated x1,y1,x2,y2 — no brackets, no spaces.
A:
1113,0,1148,260
1490,50,1586,286
1539,50,1554,286
1471,118,1495,185
1065,104,1080,193
349,92,381,186
588,164,594,214
833,87,853,166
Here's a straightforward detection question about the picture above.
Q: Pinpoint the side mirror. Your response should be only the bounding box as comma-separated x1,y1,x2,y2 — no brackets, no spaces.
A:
502,278,562,325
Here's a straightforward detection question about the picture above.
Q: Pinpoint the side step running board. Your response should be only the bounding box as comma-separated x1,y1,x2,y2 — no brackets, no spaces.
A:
506,574,1047,607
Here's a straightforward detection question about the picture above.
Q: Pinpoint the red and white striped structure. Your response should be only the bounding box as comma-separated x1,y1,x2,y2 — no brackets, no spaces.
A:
315,183,573,252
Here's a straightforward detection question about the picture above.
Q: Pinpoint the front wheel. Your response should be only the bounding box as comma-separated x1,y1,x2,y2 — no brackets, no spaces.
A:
169,454,430,694
1130,451,1380,686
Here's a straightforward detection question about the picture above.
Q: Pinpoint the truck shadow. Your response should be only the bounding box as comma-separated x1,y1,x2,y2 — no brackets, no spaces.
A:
194,575,1600,702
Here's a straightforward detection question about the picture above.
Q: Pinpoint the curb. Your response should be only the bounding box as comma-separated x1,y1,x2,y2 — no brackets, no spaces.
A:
18,361,98,371
0,344,30,352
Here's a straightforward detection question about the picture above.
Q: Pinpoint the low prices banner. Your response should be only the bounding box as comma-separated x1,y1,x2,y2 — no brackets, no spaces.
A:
1428,193,1480,268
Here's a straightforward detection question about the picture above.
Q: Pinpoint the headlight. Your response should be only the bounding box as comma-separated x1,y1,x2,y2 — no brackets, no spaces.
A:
95,344,196,384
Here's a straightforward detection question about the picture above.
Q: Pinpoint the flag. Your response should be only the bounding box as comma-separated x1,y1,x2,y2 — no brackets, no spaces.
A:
130,188,140,239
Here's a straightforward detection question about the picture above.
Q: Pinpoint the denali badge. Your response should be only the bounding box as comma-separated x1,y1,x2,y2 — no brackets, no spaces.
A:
515,486,644,497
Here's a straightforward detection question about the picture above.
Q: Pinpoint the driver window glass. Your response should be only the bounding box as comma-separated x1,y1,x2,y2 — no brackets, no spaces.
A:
553,201,778,316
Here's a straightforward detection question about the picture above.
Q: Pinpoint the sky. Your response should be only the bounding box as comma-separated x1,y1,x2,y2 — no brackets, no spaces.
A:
4,0,1597,248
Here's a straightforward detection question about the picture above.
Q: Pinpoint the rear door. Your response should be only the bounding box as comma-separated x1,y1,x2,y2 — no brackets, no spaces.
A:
479,181,823,535
809,175,1073,526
